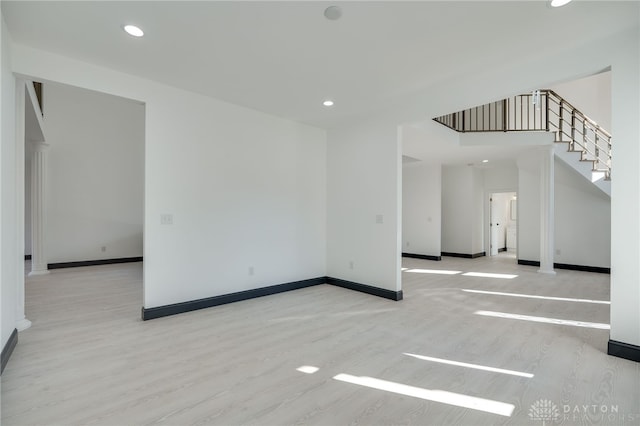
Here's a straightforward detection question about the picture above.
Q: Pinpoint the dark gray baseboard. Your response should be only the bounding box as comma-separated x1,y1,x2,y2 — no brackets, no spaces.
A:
142,275,402,320
327,277,403,301
142,277,329,320
498,247,507,253
1,328,18,375
554,263,610,274
518,259,610,274
442,252,486,259
518,259,540,267
608,340,640,363
48,257,143,269
402,252,441,261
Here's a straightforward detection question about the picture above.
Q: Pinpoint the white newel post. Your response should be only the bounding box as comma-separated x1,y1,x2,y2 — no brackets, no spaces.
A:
29,141,50,276
538,145,556,275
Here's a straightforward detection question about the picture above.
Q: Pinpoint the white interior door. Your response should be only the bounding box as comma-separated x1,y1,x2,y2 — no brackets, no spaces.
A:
490,197,498,256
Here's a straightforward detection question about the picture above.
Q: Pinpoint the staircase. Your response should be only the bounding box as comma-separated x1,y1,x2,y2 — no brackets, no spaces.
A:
434,89,611,196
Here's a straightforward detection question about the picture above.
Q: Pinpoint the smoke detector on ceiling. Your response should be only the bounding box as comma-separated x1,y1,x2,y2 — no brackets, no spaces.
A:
324,6,342,21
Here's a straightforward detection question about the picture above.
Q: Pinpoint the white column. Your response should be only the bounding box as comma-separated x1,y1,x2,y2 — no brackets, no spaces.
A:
15,79,31,330
29,141,49,276
609,33,640,355
538,145,555,275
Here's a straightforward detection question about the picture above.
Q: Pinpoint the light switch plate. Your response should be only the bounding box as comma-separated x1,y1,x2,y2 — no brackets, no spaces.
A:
160,214,173,225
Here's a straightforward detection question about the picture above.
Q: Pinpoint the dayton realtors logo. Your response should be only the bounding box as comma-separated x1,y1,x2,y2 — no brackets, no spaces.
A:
529,400,637,424
529,399,560,425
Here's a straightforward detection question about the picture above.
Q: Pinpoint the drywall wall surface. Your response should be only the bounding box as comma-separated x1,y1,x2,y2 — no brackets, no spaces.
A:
517,151,541,262
471,167,484,254
608,26,640,346
327,118,400,291
43,82,144,263
554,159,610,268
402,162,441,257
550,71,611,132
1,13,17,351
441,165,473,254
484,162,518,192
11,45,327,309
518,152,612,269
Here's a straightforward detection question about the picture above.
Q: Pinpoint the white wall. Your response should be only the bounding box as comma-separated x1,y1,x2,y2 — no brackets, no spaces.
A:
483,162,518,192
555,159,610,268
42,83,144,263
550,70,611,132
12,45,327,309
517,150,611,269
402,162,441,257
517,151,542,262
471,167,484,254
326,118,400,291
609,27,640,346
1,13,17,351
442,165,471,254
441,165,484,255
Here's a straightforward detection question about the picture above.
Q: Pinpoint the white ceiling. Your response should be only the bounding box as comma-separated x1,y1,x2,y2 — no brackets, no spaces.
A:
2,1,638,128
402,122,543,167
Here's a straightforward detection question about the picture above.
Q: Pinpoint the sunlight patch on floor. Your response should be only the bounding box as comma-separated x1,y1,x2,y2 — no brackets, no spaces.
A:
462,289,609,304
405,269,462,275
475,310,610,329
403,353,533,378
462,272,518,279
333,374,515,417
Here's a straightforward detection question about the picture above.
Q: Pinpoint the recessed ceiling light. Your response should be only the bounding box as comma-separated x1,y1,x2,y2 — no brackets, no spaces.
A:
550,0,572,7
323,100,334,107
124,24,144,37
482,159,489,163
324,6,342,20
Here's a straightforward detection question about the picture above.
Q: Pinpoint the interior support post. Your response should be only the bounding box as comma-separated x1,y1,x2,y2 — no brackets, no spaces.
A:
29,140,50,276
538,145,556,275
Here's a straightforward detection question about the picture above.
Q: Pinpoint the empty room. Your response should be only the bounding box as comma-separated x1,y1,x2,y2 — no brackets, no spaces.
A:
1,1,639,425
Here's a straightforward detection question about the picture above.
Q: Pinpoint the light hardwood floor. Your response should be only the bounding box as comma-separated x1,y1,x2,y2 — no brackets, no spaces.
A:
2,257,639,425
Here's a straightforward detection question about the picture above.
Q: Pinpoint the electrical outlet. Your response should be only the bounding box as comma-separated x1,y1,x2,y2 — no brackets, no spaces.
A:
555,249,561,255
406,242,410,247
376,214,384,224
101,246,106,252
349,261,354,270
248,266,254,276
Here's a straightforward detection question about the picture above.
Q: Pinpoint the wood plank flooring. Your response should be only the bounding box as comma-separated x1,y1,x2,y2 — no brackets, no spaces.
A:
2,256,639,425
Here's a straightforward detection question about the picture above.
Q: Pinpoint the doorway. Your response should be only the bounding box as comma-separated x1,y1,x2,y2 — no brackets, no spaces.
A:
489,192,517,257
